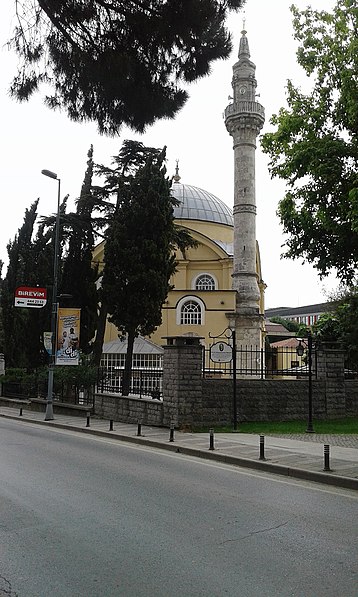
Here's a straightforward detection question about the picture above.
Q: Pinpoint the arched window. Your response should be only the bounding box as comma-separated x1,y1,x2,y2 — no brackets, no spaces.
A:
195,273,216,291
181,301,201,325
176,296,205,325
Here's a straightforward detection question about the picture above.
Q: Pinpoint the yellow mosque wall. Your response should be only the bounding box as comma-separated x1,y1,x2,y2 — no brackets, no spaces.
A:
92,216,266,352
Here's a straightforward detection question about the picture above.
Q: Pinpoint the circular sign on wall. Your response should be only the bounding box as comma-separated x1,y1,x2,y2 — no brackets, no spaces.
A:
210,341,232,363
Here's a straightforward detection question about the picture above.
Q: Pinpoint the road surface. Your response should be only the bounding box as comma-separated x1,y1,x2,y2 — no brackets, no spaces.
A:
0,418,357,596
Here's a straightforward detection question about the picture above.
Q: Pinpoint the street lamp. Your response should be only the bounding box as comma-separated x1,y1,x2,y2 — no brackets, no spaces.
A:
41,169,61,421
296,332,314,433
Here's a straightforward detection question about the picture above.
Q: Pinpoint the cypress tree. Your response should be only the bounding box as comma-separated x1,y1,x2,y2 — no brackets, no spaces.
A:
101,146,176,394
1,201,46,368
61,146,99,354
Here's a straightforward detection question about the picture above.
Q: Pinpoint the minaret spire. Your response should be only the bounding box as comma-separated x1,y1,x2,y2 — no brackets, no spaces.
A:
224,27,265,350
238,20,250,58
173,159,181,183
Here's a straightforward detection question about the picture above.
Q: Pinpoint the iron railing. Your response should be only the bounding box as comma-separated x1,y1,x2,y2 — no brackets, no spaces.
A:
96,368,163,399
203,346,317,379
1,380,94,405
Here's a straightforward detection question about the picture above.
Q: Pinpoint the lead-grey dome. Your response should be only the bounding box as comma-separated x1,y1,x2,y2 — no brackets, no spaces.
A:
171,182,233,227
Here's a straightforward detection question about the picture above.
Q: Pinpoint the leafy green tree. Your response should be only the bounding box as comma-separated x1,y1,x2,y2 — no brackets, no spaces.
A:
313,288,358,365
261,0,358,283
9,0,245,134
312,312,340,344
269,316,301,333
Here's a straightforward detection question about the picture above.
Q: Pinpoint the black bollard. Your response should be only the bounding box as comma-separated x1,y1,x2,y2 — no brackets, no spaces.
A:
109,419,114,431
324,444,331,471
169,423,175,442
209,428,215,451
137,421,142,437
19,407,23,417
86,412,91,427
259,435,265,460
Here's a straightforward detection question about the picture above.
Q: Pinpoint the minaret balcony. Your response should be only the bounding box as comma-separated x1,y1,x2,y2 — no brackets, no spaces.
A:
225,100,265,121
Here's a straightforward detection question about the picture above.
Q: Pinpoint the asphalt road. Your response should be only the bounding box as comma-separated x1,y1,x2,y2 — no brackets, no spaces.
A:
0,418,357,597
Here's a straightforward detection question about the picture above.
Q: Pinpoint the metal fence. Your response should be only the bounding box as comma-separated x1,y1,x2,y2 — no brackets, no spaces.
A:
96,368,163,399
1,380,94,405
203,346,318,379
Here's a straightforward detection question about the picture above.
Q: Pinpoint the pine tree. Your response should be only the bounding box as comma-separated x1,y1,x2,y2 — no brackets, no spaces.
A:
8,1,245,134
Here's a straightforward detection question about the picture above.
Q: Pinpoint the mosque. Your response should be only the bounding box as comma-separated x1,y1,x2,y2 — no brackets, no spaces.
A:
93,26,267,373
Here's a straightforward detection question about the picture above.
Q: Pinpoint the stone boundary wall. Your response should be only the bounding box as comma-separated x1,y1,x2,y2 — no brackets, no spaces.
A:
345,381,358,417
91,340,358,428
94,393,164,426
201,379,328,426
94,377,358,428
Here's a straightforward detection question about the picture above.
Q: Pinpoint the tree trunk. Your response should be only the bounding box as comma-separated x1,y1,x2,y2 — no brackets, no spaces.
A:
92,301,107,367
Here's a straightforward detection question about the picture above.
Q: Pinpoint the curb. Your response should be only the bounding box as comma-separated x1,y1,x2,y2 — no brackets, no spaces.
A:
1,413,357,491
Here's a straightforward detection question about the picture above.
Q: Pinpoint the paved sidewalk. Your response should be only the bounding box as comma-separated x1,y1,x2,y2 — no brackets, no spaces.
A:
0,406,357,490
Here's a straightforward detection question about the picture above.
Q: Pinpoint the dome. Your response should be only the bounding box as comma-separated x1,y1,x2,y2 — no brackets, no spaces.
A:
171,182,233,227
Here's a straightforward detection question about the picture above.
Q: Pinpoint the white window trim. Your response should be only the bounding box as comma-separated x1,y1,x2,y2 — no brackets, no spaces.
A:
176,295,206,325
192,272,218,291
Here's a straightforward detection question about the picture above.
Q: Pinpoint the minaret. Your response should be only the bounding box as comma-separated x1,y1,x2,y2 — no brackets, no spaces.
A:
225,25,265,348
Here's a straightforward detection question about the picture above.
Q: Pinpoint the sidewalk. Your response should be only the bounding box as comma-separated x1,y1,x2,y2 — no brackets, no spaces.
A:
1,405,357,490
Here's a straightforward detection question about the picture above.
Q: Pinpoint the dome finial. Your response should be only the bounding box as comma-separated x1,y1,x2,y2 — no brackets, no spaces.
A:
173,159,181,183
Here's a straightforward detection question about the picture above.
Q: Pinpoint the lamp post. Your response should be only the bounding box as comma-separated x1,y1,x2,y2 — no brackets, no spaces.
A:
41,169,61,421
296,332,314,433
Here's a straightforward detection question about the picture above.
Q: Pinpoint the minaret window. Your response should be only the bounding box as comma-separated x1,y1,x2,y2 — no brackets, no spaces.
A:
195,274,216,291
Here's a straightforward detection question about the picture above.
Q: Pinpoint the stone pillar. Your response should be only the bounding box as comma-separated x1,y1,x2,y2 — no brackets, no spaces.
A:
224,27,265,349
317,345,346,418
162,336,203,429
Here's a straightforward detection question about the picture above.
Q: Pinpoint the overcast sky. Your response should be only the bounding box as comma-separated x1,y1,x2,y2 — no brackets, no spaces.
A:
0,0,338,309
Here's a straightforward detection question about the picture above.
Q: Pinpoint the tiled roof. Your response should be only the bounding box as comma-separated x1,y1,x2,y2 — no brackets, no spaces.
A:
265,302,334,317
271,337,300,348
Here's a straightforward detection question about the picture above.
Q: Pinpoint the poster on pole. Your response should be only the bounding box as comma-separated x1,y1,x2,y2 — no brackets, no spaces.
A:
56,308,81,365
43,332,52,356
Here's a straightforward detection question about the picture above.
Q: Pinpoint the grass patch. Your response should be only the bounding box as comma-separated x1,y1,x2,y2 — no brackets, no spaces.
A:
194,418,358,434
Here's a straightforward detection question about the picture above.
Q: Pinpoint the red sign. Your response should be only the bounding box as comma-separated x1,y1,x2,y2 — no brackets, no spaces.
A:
14,286,47,308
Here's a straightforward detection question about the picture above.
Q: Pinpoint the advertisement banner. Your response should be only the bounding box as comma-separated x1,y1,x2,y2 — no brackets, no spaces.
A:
56,308,81,366
43,332,52,356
